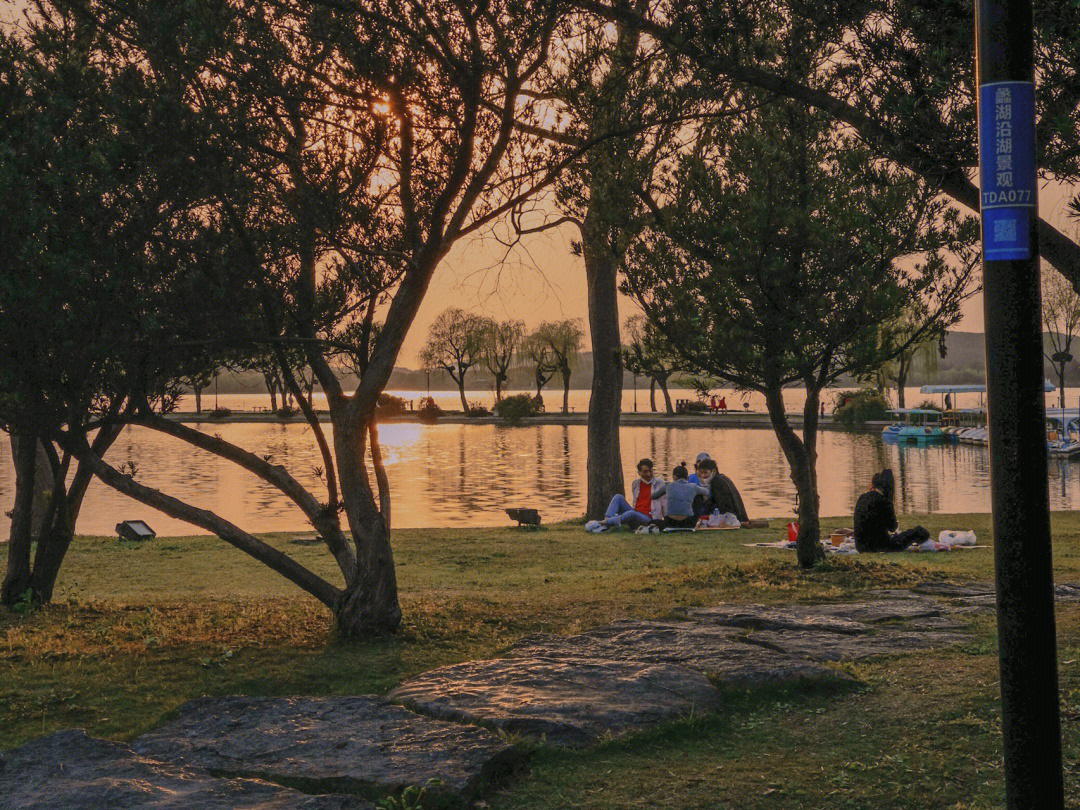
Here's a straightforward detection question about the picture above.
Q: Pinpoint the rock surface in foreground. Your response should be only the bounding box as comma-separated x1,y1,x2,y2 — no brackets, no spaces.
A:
134,695,517,802
0,730,370,810
390,657,721,747
511,620,841,686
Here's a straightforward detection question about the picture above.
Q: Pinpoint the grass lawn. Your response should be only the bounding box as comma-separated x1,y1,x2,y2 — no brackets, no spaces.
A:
3,512,1080,808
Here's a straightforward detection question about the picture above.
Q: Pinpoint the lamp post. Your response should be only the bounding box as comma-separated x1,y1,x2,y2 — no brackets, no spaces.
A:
975,1,1064,806
633,373,638,413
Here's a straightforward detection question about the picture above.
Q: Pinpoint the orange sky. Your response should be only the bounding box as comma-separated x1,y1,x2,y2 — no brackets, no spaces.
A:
6,0,1079,366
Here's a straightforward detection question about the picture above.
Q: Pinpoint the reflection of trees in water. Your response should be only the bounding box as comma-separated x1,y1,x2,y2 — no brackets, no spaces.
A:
559,426,574,501
1048,458,1074,505
13,423,1059,535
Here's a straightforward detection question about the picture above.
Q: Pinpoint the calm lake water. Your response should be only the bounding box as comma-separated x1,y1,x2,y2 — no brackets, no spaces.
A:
5,417,1080,537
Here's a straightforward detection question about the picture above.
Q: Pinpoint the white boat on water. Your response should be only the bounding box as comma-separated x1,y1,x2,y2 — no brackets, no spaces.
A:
1047,409,1080,458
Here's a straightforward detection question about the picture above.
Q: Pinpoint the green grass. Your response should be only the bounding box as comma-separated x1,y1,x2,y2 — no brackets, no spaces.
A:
3,512,1080,808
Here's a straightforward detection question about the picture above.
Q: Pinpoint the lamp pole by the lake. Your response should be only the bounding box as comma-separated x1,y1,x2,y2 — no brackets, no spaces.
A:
975,1,1064,806
633,373,638,412
214,370,219,411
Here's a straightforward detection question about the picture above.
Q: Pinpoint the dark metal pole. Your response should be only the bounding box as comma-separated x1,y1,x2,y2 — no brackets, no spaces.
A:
975,2,1064,807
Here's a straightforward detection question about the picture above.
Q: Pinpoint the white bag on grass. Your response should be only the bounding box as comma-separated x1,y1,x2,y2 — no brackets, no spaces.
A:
938,530,977,547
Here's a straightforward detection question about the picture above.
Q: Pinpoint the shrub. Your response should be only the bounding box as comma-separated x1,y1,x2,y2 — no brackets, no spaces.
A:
376,393,407,417
465,401,490,417
683,400,708,413
833,389,890,427
275,406,299,418
914,399,943,412
208,406,232,418
417,396,442,422
495,393,540,423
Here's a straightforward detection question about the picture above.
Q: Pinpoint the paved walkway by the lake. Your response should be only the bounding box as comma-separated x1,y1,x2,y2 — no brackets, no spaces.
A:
7,582,1077,808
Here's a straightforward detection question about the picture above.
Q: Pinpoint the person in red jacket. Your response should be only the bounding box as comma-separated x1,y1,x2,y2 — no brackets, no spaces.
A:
584,458,664,533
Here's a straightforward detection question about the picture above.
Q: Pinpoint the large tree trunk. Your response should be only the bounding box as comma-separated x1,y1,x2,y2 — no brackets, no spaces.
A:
332,414,401,637
495,374,504,403
649,378,657,412
658,375,674,414
194,387,203,414
28,425,121,603
562,369,571,414
1,434,39,605
264,373,279,412
763,386,825,568
1059,363,1067,410
896,356,909,409
583,238,625,516
457,377,469,413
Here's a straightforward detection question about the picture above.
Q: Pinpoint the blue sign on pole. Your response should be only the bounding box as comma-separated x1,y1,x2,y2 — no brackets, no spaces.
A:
978,81,1036,261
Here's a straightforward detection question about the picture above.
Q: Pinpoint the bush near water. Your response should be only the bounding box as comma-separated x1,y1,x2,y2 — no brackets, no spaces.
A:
495,393,541,423
834,389,890,426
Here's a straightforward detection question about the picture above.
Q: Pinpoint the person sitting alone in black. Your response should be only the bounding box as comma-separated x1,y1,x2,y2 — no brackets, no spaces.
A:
853,469,928,552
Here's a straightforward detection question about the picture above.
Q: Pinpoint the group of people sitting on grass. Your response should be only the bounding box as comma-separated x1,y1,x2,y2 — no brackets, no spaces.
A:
586,457,931,550
585,453,749,533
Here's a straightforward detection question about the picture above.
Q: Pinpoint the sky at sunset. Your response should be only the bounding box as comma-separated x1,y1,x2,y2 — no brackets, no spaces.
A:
6,0,1079,367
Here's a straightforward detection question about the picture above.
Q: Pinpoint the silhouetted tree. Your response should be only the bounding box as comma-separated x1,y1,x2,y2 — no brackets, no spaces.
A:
534,320,586,413
623,314,687,414
479,318,525,402
419,308,488,412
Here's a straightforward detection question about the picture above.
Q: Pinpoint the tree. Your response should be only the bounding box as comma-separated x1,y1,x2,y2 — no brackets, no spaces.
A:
479,318,525,403
516,1,703,515
65,0,564,636
534,319,585,413
183,369,217,415
1042,267,1080,410
623,314,686,414
522,331,558,402
419,308,487,412
875,310,947,409
0,10,235,605
593,0,1080,290
622,91,976,568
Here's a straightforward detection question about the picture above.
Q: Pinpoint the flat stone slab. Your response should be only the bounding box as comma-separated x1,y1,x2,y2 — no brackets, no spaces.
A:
912,581,1080,611
685,604,867,634
745,628,970,662
134,696,517,802
0,729,370,810
390,657,721,747
511,621,840,686
688,598,944,630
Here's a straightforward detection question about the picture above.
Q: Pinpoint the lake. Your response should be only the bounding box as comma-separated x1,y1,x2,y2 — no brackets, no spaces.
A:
4,418,1080,537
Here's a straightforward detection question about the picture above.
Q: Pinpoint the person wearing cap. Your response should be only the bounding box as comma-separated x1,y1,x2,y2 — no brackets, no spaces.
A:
688,452,712,484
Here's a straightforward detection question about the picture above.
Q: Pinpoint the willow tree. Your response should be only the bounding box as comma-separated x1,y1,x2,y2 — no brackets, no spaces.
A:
520,0,705,515
1042,268,1080,410
419,308,487,412
521,331,558,401
623,92,976,567
532,320,585,413
66,0,565,636
623,314,686,414
479,318,525,402
874,310,946,410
